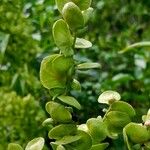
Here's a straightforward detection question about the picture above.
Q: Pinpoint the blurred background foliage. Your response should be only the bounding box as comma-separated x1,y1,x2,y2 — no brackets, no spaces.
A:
0,0,150,149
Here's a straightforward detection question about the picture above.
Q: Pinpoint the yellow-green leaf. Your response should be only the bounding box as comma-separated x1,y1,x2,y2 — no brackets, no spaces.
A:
58,95,81,110
53,19,74,56
62,2,84,30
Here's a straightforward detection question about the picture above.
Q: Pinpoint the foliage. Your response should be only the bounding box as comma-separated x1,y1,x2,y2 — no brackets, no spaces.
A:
8,0,150,149
0,90,46,150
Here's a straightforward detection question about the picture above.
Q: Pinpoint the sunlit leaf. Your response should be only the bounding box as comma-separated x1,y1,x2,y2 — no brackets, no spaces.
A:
75,38,92,49
53,19,74,56
25,137,44,150
72,0,92,10
77,62,100,70
62,2,84,30
124,123,150,144
58,95,81,110
57,145,66,150
98,91,121,104
86,117,107,143
46,101,72,123
109,101,136,118
8,143,23,150
82,7,93,23
104,111,131,133
48,124,77,139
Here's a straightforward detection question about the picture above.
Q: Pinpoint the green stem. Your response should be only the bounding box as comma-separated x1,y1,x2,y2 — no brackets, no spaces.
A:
119,41,150,54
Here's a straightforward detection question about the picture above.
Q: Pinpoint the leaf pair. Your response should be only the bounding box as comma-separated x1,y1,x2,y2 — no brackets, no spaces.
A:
40,54,74,95
103,100,135,135
53,20,93,56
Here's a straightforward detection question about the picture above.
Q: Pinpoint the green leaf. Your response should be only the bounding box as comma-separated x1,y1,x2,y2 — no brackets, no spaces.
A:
25,137,44,150
55,0,69,12
66,130,92,150
119,41,150,53
109,101,136,118
98,91,121,104
72,0,92,10
82,7,93,23
112,73,134,83
77,62,100,70
58,95,81,110
42,118,54,127
71,79,81,91
46,101,72,123
75,38,92,49
57,145,66,150
123,128,132,150
40,54,63,89
86,117,107,143
48,124,77,139
8,143,23,150
104,111,131,133
90,143,109,150
53,19,74,56
55,0,92,12
54,135,81,145
124,123,150,144
52,55,74,75
62,2,84,30
40,54,74,90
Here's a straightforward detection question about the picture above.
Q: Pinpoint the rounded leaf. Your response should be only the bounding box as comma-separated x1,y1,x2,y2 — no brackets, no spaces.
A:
55,0,69,12
46,101,72,123
75,38,92,49
104,111,131,133
82,7,93,23
25,137,44,150
58,95,81,110
67,130,92,150
109,101,136,118
8,143,23,150
124,123,150,144
72,0,92,10
53,19,74,56
52,55,74,75
62,2,84,30
42,118,54,129
86,117,107,143
90,143,109,150
40,54,63,89
57,145,66,150
98,91,121,104
48,124,77,139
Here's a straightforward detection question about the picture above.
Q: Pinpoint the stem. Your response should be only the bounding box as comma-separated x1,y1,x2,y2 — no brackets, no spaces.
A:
119,41,150,54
